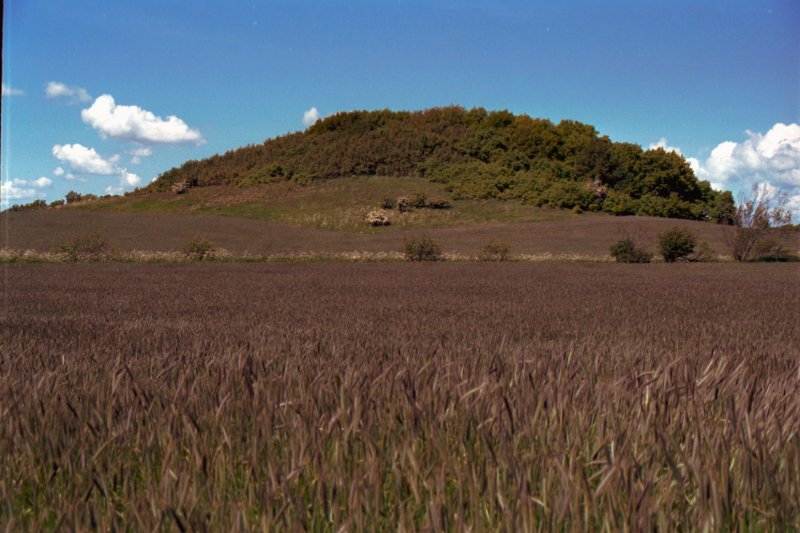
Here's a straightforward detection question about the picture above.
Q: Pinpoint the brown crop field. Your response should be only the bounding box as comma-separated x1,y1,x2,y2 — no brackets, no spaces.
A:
1,263,799,530
7,207,798,260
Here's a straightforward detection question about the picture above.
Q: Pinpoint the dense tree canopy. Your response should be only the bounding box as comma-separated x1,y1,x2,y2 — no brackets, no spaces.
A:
149,107,734,222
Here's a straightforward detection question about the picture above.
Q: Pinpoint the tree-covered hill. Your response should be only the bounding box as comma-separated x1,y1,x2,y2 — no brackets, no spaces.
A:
149,107,734,222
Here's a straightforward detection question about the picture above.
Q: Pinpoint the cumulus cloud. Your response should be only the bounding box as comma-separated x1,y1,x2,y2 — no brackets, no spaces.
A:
129,147,153,164
52,143,118,175
104,169,142,194
652,123,800,219
51,143,141,194
303,107,321,126
45,81,92,103
81,94,203,144
1,83,24,96
119,170,141,187
1,180,38,203
648,137,683,154
1,177,52,206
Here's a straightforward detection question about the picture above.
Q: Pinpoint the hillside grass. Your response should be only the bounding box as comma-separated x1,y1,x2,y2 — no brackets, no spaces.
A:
75,176,573,232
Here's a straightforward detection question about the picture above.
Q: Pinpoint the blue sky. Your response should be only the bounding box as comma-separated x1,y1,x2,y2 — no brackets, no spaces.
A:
2,0,799,212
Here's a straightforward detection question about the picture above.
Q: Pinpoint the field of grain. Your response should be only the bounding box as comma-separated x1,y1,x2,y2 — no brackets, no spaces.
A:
1,263,798,530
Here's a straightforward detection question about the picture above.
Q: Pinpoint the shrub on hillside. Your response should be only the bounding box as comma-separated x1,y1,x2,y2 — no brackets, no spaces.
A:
750,240,799,262
658,227,697,262
57,233,114,262
725,187,793,261
602,191,637,216
403,235,441,261
396,196,410,213
410,193,428,208
426,198,452,209
183,236,216,261
479,241,512,261
64,191,98,204
541,181,596,211
609,238,652,263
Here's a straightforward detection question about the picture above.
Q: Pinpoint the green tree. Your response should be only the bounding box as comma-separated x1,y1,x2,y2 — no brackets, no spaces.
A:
403,235,442,261
658,227,697,262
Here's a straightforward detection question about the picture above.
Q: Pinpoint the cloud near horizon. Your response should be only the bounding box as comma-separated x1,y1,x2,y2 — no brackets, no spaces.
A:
52,144,119,175
303,107,321,127
81,94,204,145
1,83,25,96
650,123,800,220
45,81,92,103
1,177,53,206
51,143,141,192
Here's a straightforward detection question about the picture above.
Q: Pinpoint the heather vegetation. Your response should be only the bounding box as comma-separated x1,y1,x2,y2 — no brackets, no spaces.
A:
147,107,735,222
1,263,798,530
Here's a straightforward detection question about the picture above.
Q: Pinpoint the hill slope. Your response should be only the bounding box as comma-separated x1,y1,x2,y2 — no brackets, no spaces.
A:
148,107,734,222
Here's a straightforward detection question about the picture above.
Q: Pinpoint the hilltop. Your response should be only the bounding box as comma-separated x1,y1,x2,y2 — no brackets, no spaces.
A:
147,107,733,222
147,107,735,222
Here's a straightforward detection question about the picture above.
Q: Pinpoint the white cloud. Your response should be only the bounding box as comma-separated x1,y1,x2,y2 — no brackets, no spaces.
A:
119,170,141,187
51,143,142,194
648,137,683,155
129,146,153,164
81,94,203,144
44,81,92,103
647,137,703,178
53,166,65,176
2,181,38,204
1,177,52,206
104,168,141,195
1,83,24,96
653,123,800,219
52,143,118,175
303,107,321,126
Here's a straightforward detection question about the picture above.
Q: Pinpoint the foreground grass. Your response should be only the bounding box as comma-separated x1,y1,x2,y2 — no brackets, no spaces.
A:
1,263,798,530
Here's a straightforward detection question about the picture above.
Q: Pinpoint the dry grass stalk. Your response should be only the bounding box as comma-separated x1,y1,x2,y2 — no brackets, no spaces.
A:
1,263,798,530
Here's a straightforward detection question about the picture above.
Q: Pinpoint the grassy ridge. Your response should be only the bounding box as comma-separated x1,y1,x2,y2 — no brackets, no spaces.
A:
2,263,798,530
81,177,570,232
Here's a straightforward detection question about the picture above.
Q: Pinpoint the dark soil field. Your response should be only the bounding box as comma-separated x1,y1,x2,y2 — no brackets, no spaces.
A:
1,263,798,530
5,208,792,259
